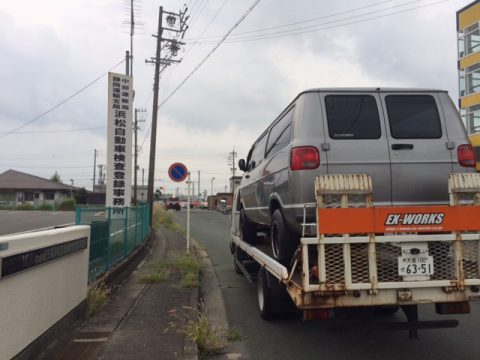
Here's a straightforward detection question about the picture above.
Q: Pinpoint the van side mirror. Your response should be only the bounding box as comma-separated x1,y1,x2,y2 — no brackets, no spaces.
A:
238,159,246,172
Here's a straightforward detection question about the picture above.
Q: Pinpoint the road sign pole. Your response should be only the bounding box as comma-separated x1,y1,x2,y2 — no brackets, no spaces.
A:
187,172,191,255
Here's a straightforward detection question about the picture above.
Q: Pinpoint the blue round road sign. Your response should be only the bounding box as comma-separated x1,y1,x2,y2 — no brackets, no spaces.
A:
168,162,188,182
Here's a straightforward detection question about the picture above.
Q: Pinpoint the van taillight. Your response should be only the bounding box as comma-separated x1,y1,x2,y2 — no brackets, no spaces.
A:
290,147,320,171
457,144,476,168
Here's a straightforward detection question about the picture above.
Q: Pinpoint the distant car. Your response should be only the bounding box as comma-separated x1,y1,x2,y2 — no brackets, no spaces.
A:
165,197,181,211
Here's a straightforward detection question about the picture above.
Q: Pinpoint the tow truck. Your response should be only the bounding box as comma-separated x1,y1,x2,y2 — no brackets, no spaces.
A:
230,173,480,338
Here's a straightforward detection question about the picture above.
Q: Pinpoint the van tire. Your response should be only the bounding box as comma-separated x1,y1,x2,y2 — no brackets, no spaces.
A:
271,209,298,265
240,208,257,244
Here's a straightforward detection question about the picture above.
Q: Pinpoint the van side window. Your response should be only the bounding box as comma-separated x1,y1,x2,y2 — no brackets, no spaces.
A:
248,133,268,171
386,95,442,139
266,108,293,156
325,95,381,139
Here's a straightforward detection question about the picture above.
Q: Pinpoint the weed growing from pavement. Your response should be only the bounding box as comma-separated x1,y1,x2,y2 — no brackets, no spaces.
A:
153,207,186,235
139,261,171,283
176,254,202,287
140,253,201,288
86,280,110,317
226,328,244,342
185,311,224,359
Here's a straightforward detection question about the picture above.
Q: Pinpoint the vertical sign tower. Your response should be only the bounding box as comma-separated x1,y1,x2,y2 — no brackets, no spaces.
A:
106,72,134,216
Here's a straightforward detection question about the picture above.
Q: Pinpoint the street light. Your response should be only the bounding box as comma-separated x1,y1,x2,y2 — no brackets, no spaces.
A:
211,177,215,197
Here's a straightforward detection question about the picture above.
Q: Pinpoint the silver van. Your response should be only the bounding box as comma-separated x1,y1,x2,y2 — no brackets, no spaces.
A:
236,88,476,263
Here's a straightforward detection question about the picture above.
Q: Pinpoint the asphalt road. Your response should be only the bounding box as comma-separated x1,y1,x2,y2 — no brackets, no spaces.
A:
173,209,480,360
0,210,75,236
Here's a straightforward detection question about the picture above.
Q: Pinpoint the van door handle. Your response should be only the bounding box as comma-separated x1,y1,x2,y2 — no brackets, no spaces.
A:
391,143,414,150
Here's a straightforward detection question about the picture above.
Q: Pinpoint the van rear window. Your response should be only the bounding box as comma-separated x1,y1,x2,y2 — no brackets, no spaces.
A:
386,95,442,139
325,95,381,139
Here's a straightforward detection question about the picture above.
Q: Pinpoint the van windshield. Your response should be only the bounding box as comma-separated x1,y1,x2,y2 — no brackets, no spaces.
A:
386,95,442,139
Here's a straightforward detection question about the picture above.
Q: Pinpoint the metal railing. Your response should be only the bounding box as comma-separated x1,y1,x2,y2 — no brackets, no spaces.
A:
75,204,150,280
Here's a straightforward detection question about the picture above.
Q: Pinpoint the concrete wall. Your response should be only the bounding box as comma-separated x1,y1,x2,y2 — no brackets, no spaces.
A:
0,226,90,359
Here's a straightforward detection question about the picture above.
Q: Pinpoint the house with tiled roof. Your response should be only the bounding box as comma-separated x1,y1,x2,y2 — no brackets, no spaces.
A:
0,169,78,207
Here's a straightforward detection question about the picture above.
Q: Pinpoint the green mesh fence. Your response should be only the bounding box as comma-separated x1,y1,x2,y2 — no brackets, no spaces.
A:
76,204,150,281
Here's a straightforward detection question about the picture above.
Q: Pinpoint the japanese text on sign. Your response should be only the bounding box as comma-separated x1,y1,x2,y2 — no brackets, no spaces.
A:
106,73,133,215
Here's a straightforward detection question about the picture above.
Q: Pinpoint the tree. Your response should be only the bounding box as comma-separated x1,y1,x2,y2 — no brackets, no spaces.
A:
154,188,162,201
50,171,62,183
75,187,87,205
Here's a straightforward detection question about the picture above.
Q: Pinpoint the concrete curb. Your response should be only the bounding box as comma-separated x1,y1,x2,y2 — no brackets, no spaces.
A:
192,237,230,335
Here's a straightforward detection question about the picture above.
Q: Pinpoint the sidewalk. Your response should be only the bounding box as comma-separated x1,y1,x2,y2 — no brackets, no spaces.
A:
55,228,198,360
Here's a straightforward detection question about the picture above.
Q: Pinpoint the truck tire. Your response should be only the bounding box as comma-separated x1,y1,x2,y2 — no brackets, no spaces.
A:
258,267,274,320
257,267,296,320
240,208,257,244
271,209,298,265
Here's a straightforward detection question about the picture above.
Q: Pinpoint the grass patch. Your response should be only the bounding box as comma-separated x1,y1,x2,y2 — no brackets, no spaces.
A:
139,261,172,283
181,271,200,288
226,328,244,342
185,311,224,359
139,254,202,288
86,281,110,317
176,254,202,288
152,207,186,235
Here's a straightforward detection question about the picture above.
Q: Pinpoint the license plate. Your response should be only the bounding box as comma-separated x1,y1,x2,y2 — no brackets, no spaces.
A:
398,255,434,276
397,242,434,276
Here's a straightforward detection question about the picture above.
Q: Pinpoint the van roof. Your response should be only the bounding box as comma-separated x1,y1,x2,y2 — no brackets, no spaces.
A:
301,87,447,94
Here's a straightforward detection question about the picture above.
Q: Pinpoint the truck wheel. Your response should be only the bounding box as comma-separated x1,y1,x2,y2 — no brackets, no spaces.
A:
258,267,274,320
271,209,298,265
240,208,257,244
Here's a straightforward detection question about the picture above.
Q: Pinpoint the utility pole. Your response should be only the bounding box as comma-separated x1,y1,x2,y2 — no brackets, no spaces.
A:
133,108,146,205
228,148,237,194
197,171,200,197
130,0,134,76
92,149,97,192
146,5,188,225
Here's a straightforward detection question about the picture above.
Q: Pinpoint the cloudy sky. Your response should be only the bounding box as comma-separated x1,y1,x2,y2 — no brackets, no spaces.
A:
0,0,471,196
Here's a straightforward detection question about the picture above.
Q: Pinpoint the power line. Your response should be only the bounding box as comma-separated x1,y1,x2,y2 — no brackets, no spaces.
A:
188,0,209,30
0,59,126,139
190,0,451,45
186,0,394,42
158,0,263,109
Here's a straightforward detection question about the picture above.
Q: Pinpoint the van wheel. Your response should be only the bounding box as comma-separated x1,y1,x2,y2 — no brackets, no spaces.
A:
240,208,257,244
271,209,298,265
